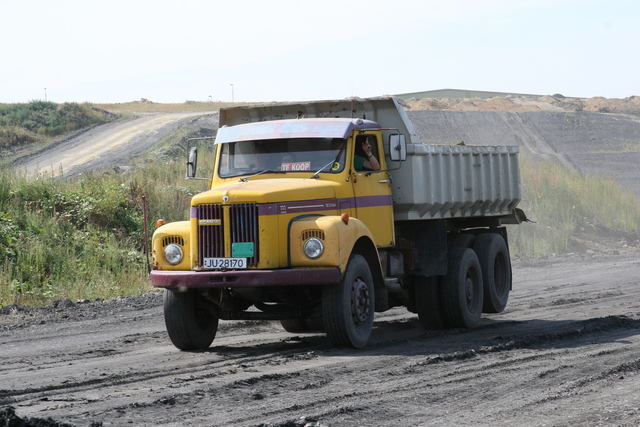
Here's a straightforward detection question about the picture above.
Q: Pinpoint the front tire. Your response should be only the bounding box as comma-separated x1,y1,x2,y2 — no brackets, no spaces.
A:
322,254,374,348
164,289,219,350
441,248,483,329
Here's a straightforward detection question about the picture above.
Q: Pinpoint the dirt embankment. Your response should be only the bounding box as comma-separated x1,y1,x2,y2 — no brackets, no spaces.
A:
13,112,218,178
401,94,640,114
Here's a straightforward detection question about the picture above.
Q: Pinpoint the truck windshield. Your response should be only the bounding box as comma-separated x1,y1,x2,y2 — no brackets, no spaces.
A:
218,138,347,178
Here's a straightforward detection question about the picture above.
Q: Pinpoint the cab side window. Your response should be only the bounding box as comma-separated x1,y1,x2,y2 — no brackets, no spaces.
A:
354,135,380,171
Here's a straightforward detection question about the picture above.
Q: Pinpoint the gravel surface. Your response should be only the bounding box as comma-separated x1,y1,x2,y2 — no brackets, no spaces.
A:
1,253,640,426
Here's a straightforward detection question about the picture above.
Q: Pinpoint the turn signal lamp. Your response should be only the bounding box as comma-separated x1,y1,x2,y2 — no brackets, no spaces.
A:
341,213,349,224
156,219,167,227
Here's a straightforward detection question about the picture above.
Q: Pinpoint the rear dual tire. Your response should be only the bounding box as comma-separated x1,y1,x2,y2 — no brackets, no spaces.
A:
473,233,511,313
441,248,484,329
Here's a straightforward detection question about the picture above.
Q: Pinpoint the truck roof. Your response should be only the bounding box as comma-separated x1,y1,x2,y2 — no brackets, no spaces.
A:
219,97,420,145
215,118,380,144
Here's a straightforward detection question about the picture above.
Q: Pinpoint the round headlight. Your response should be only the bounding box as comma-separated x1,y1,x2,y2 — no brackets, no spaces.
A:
164,243,183,265
303,238,324,259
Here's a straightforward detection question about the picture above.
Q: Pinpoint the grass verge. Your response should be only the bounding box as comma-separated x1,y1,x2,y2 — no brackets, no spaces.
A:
508,156,640,258
0,154,209,307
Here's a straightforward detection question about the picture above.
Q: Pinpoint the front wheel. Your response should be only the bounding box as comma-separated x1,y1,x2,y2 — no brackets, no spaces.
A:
322,254,374,348
164,289,219,350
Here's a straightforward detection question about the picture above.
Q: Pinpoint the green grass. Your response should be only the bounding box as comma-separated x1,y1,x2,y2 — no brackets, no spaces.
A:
508,156,640,258
0,155,210,307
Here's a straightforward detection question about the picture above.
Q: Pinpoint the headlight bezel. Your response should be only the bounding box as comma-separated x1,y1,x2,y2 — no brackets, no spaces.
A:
303,237,324,259
164,243,184,265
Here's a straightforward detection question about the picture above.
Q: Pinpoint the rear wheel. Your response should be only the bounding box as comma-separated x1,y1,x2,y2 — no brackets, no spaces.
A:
450,233,476,249
164,289,219,350
473,233,511,313
441,248,483,329
322,254,374,348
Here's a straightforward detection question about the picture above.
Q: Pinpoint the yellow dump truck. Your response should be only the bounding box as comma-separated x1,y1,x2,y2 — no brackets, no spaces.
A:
150,97,527,349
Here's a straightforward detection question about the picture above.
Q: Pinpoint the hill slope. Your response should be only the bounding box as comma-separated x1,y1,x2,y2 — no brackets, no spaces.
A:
406,110,640,197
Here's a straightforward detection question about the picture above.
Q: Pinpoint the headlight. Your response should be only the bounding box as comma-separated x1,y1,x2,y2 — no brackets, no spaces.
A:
303,238,324,259
164,243,183,265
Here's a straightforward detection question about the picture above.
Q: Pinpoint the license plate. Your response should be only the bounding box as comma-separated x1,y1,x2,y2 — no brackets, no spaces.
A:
203,257,247,269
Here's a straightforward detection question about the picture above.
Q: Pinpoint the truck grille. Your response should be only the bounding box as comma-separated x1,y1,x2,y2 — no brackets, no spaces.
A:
161,236,185,247
196,203,259,267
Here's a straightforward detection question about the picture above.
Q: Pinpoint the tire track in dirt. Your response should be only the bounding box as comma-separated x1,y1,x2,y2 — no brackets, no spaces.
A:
5,310,639,426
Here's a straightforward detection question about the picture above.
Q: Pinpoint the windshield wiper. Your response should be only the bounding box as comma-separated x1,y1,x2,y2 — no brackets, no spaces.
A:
310,160,336,179
239,170,284,182
311,146,345,179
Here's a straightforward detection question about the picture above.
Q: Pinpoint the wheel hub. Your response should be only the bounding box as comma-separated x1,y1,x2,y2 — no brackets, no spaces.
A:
351,278,370,326
465,277,475,302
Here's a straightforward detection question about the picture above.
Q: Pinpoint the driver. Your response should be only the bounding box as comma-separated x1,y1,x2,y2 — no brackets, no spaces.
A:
354,136,380,171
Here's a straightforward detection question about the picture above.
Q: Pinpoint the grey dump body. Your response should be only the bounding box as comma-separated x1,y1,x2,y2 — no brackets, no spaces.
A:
220,96,522,223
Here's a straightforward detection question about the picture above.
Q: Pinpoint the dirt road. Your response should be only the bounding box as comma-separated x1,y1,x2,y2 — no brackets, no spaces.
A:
2,253,640,426
14,112,216,177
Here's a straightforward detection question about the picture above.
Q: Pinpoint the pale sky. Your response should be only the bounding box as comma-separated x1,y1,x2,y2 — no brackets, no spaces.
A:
1,0,638,104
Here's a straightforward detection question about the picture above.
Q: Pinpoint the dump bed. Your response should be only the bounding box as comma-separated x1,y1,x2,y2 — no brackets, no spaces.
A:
219,97,522,223
391,144,521,221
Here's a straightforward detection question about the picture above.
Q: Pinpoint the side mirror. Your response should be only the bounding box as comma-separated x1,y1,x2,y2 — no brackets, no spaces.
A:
186,146,198,178
389,134,407,161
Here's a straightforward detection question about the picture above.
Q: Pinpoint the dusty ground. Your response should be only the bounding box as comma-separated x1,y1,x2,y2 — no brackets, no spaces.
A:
3,96,640,426
1,251,640,426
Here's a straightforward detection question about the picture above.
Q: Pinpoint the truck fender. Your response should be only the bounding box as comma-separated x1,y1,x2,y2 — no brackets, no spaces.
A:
288,215,376,272
151,220,191,270
288,215,386,311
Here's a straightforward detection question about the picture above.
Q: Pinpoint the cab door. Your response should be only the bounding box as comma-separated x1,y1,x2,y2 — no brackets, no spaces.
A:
350,132,395,247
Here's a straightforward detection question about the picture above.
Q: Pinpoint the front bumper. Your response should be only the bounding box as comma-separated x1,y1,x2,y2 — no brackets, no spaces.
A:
150,268,342,289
